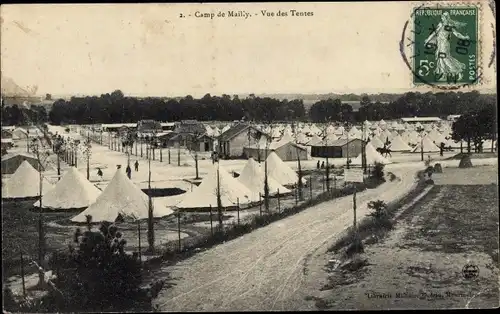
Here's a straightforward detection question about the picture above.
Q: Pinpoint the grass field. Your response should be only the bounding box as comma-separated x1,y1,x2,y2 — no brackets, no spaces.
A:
317,165,499,310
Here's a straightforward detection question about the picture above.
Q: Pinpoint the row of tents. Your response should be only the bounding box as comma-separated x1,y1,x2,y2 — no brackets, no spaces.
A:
1,151,306,223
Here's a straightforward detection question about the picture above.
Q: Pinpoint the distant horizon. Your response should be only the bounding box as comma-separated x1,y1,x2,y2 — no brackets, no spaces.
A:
1,88,497,100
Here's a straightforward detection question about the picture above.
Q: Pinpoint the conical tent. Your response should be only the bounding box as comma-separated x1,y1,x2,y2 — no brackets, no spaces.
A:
301,124,311,134
266,151,305,186
2,160,54,199
280,130,294,143
71,169,151,223
389,135,412,152
411,136,440,153
334,126,345,135
238,158,291,199
326,125,336,134
309,124,321,135
308,134,323,146
351,142,392,165
427,129,446,144
369,136,385,149
33,167,101,210
176,164,254,209
406,131,420,144
296,133,310,144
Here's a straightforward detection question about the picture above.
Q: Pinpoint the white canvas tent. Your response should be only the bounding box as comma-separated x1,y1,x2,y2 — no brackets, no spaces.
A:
33,167,101,210
238,158,291,199
411,136,440,153
71,169,151,222
351,142,392,166
388,135,412,152
2,160,54,199
266,151,306,186
176,164,255,209
368,136,385,149
309,124,321,135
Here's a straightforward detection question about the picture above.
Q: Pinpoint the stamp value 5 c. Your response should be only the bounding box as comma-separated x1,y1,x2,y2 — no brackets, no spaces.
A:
413,6,479,86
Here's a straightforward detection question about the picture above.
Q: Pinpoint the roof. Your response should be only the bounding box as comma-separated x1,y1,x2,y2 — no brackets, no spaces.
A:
175,121,206,135
1,151,37,161
101,123,137,128
400,117,442,122
312,138,364,147
219,123,269,142
137,120,162,131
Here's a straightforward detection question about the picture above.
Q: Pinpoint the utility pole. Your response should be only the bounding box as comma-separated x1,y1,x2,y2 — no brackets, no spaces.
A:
86,132,90,180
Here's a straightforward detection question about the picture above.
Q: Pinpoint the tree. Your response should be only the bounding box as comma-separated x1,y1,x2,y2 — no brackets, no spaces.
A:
29,137,52,287
187,131,204,180
451,106,495,154
291,121,304,201
53,135,64,180
144,132,158,253
81,133,92,180
47,216,144,312
372,162,385,181
121,128,136,177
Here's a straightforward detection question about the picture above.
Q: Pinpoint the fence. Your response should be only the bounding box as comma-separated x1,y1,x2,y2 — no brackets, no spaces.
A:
148,174,384,265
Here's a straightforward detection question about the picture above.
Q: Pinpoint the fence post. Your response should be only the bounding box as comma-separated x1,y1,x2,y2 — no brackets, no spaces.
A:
168,149,171,164
309,174,313,200
177,211,182,252
135,142,138,156
160,148,163,162
295,186,298,206
141,142,143,157
177,148,181,166
259,193,262,217
277,189,281,213
137,220,142,262
334,175,337,191
20,251,26,297
237,198,240,225
322,173,326,192
209,205,213,236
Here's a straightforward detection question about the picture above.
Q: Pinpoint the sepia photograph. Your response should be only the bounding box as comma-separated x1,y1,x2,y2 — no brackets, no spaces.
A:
1,1,498,312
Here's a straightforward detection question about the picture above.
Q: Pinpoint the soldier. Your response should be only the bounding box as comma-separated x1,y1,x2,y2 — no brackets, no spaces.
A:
134,160,139,172
97,167,103,181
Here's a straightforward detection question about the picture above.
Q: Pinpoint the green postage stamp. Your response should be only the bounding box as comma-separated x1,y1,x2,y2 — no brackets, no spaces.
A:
412,5,479,86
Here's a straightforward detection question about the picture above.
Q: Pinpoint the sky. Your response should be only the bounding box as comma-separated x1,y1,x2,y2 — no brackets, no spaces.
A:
1,2,496,98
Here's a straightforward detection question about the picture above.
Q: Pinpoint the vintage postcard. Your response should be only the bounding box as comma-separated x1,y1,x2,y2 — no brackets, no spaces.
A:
1,1,497,312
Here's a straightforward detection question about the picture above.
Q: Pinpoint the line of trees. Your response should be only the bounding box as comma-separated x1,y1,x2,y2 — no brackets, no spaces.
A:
451,105,497,153
1,90,496,126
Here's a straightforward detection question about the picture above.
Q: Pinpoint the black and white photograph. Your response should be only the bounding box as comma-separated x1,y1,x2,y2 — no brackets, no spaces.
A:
1,2,498,312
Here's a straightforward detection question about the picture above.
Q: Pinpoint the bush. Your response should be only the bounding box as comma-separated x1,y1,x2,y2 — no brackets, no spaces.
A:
372,162,385,181
46,217,146,312
425,166,434,179
367,200,388,220
434,163,443,173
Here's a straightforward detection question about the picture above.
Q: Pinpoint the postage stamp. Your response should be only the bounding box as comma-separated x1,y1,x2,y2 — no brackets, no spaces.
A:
412,4,480,86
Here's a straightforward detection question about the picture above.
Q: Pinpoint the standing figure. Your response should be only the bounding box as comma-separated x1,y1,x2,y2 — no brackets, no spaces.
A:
126,165,132,179
97,168,103,181
424,12,470,81
134,160,139,172
321,161,325,169
316,160,320,169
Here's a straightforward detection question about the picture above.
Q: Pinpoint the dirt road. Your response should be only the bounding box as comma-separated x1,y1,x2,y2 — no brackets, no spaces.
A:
153,163,423,311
